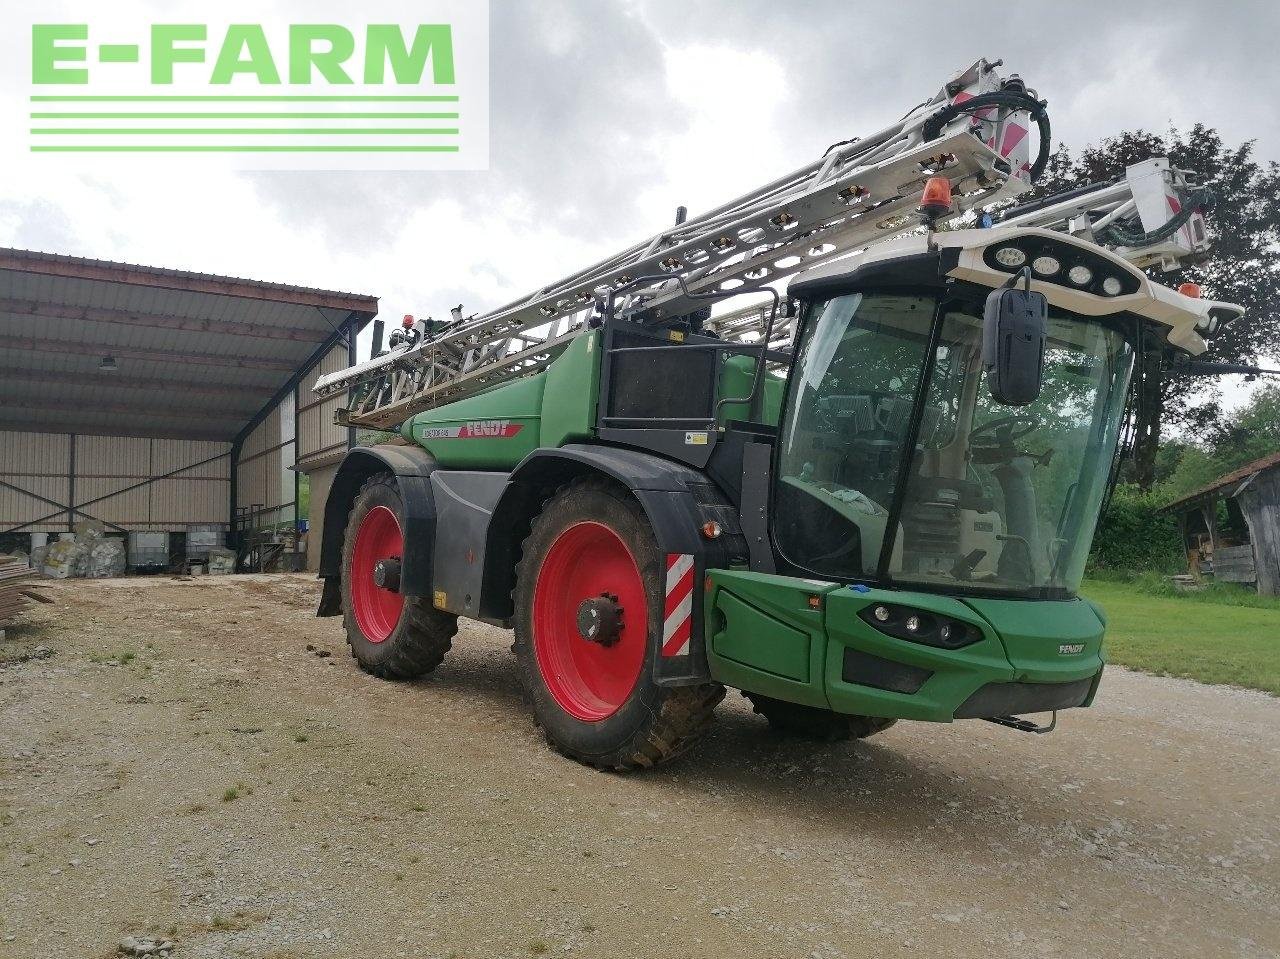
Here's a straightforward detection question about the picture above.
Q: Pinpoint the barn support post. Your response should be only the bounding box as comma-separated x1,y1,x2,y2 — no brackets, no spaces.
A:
1200,500,1218,558
67,433,75,532
347,320,359,450
294,384,302,555
229,439,241,554
1175,509,1192,576
1237,473,1280,597
231,311,360,557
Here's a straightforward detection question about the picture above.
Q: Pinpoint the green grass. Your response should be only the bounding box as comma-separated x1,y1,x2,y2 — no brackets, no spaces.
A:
1083,577,1280,695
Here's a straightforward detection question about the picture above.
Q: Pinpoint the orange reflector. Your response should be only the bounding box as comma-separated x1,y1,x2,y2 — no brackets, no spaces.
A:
920,176,953,218
807,595,822,610
1178,283,1202,298
700,520,722,540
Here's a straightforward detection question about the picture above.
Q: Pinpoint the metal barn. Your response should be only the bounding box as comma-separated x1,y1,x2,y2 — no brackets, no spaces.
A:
0,247,376,571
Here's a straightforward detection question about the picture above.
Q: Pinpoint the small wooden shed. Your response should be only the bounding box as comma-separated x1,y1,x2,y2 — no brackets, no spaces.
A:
1163,451,1280,595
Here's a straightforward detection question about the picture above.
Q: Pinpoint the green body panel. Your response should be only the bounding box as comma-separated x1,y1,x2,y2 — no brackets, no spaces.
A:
706,571,829,708
540,331,601,447
402,331,601,470
961,597,1106,687
715,355,785,426
706,569,1106,722
823,587,1017,722
403,332,781,469
403,373,545,468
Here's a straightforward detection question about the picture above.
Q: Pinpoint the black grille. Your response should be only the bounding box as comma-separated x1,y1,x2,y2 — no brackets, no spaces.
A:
841,648,933,694
607,334,716,422
953,676,1097,719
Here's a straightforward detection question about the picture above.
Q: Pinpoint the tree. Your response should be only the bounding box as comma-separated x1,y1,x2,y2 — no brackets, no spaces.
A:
1025,127,1280,488
1206,383,1280,471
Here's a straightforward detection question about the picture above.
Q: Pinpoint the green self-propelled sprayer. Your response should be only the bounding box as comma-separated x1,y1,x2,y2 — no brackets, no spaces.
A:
312,58,1244,769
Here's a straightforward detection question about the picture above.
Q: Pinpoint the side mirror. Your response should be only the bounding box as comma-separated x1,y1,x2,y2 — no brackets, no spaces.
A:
982,285,1047,406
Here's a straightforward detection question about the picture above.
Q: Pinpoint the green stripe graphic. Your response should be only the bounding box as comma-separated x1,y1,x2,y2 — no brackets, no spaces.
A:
98,45,140,63
30,145,462,153
31,112,460,119
31,95,460,102
32,128,460,135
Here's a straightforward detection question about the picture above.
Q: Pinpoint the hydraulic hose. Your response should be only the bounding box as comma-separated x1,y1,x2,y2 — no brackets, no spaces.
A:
1094,185,1216,248
921,89,1052,183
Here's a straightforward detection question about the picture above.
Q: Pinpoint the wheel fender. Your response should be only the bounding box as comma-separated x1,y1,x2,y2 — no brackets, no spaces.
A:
486,444,747,685
317,445,439,615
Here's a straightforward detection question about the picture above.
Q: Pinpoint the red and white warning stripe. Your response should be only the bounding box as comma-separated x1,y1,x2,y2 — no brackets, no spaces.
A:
662,553,694,657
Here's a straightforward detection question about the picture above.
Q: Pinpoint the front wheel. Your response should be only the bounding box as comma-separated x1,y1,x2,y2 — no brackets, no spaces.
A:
744,693,897,741
513,478,723,771
341,473,457,679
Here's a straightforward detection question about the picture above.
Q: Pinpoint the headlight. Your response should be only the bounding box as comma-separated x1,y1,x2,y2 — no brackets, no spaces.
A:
1101,276,1123,296
857,603,982,649
1032,255,1061,276
992,246,1027,268
1067,264,1093,286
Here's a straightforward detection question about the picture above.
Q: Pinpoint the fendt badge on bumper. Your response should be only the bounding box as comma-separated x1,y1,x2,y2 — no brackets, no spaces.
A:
1058,643,1086,655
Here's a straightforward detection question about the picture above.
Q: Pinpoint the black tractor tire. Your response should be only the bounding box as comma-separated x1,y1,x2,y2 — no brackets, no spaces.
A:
743,692,897,741
513,476,724,771
341,473,457,679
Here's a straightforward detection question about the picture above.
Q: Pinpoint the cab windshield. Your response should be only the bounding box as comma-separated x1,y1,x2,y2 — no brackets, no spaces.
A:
774,290,1134,598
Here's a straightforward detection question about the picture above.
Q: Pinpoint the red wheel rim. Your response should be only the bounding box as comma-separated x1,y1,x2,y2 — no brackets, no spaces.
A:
532,521,647,722
350,505,404,643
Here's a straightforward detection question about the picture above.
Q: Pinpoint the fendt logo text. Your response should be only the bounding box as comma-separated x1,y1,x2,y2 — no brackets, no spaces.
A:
9,2,489,171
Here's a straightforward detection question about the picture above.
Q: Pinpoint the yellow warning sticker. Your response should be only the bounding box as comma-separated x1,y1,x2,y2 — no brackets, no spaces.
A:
684,431,709,445
668,330,686,342
433,590,448,609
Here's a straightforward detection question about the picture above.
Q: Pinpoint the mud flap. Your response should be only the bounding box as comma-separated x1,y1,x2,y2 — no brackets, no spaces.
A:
634,489,714,687
317,575,342,617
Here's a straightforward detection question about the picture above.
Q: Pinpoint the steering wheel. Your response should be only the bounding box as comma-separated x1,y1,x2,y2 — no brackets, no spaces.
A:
970,413,1040,450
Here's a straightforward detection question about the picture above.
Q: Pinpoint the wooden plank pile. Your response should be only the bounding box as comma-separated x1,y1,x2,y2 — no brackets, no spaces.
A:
0,557,43,628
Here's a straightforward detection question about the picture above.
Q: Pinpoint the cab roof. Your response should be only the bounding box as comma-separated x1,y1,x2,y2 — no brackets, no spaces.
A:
787,226,1242,356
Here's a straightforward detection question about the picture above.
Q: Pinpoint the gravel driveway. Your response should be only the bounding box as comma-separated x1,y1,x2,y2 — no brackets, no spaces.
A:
0,575,1276,959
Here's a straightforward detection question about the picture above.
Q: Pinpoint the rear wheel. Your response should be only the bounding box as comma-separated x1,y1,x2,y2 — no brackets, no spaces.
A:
744,692,897,741
341,473,457,679
513,477,723,771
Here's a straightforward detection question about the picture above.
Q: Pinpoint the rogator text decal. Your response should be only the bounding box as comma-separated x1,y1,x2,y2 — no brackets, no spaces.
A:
8,2,489,171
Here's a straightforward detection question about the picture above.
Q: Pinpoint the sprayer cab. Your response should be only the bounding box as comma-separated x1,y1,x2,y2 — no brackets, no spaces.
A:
775,226,1244,597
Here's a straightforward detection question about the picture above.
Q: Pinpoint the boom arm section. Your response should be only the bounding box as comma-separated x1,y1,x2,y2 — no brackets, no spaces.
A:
316,57,1046,428
995,157,1214,272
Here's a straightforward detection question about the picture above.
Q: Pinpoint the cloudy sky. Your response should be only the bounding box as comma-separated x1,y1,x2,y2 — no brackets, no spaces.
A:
2,0,1276,388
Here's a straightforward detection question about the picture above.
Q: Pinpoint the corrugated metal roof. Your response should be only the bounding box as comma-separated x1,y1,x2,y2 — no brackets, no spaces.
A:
0,247,377,441
1163,450,1280,510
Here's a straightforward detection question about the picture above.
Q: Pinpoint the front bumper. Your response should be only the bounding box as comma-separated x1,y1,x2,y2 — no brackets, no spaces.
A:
704,571,1106,722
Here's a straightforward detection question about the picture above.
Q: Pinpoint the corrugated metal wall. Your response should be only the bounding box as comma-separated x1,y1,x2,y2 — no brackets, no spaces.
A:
0,429,230,532
2,329,355,538
235,396,297,531
297,343,350,468
0,431,72,531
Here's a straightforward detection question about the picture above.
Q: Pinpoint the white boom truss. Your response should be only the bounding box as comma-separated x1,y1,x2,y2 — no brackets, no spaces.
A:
995,157,1212,272
317,57,1045,428
314,59,1212,431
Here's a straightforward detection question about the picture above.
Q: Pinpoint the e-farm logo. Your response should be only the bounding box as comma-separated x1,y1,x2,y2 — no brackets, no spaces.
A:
15,3,488,170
